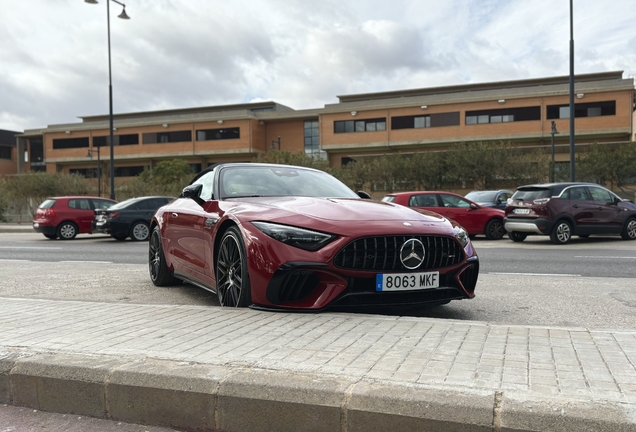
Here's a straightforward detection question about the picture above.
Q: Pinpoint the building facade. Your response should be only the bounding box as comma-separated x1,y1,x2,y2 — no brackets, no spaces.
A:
0,129,20,177
10,71,636,188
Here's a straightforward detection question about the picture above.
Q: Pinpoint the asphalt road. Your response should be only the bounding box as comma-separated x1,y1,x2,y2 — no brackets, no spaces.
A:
1,232,635,329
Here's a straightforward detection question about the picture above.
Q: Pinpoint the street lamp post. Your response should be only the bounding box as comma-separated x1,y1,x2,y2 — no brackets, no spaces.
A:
550,121,559,183
86,145,101,197
271,136,281,150
569,0,576,181
85,0,130,200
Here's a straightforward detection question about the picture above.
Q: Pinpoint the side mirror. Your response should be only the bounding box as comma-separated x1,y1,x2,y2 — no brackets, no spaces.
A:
357,190,372,199
181,184,205,206
469,203,479,210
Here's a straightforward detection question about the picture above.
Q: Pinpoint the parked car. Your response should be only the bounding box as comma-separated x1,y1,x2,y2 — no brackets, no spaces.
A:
32,196,117,240
504,182,636,244
149,163,479,311
93,196,174,241
465,190,513,209
382,191,506,240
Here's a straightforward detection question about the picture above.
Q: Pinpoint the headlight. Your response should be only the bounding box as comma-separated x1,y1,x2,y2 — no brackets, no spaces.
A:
454,226,470,248
251,221,336,251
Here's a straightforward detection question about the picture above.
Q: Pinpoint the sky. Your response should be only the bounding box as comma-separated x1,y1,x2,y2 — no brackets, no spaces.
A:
1,0,635,132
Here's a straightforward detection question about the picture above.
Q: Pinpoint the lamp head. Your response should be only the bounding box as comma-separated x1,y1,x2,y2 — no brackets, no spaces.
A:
84,0,99,4
118,6,130,19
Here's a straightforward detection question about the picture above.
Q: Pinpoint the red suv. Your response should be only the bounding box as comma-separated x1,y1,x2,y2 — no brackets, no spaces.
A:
382,191,506,239
32,196,117,240
504,182,636,244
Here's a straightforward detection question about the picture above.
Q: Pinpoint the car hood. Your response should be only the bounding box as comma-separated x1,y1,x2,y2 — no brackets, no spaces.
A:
234,196,446,223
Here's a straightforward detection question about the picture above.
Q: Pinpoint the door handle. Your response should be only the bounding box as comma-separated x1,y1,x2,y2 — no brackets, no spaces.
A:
597,207,603,211
171,213,178,218
572,204,579,208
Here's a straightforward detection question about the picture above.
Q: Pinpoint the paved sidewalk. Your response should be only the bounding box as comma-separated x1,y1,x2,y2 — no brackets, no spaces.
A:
2,297,636,431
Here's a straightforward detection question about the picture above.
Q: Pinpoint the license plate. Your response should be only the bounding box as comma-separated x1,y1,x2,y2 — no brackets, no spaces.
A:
513,208,530,214
376,271,439,292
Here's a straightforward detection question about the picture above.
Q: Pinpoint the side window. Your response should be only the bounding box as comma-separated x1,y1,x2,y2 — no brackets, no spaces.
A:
566,187,588,200
440,194,470,208
191,171,215,201
589,187,613,202
408,194,438,207
136,200,153,210
68,199,91,210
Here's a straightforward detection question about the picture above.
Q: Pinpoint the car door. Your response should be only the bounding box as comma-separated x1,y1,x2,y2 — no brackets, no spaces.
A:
67,198,95,233
562,186,595,234
587,186,624,233
164,177,212,276
438,193,479,234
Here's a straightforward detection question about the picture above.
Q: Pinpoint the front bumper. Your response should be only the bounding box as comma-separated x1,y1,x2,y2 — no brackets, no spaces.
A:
504,217,553,235
262,258,479,311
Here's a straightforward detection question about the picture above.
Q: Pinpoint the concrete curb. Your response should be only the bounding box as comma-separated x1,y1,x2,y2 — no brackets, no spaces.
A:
2,350,636,432
0,224,33,233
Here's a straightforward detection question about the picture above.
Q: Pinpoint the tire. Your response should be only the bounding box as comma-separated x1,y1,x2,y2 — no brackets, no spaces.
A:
57,222,78,240
130,221,150,241
485,219,505,240
44,234,57,240
111,234,127,241
508,231,527,242
550,220,572,244
149,226,176,286
216,226,251,307
621,218,636,240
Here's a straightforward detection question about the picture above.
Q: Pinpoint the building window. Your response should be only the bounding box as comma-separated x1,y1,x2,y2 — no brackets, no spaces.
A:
391,112,459,130
69,168,98,178
142,131,192,144
334,118,386,133
52,137,89,149
93,134,139,147
114,166,147,177
547,101,616,119
465,106,540,125
196,128,240,141
189,163,202,173
0,146,11,160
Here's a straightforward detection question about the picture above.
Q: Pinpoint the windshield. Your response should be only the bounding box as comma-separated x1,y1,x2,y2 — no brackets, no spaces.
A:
512,188,551,201
465,191,497,202
219,166,359,199
38,199,56,209
381,196,396,203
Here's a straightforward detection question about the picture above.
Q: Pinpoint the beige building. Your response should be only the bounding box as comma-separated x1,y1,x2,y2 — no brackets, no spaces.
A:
8,71,635,188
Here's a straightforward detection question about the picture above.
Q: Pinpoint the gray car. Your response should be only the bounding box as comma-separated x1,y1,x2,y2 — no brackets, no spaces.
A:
465,190,513,210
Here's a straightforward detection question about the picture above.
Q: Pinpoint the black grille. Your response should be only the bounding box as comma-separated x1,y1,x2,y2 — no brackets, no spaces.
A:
266,269,319,305
334,235,464,271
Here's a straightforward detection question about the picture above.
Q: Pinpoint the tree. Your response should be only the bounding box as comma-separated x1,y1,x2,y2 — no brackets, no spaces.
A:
119,159,195,199
577,142,636,194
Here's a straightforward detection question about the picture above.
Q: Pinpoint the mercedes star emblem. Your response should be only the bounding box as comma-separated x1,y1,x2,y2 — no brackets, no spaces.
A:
400,238,426,270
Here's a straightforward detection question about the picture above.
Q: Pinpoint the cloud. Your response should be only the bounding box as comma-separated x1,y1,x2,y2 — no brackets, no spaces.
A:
0,0,634,132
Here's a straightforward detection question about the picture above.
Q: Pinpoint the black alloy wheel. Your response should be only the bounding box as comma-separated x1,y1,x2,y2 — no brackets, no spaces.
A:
550,220,572,245
149,227,176,286
485,219,505,240
621,218,636,240
216,226,251,307
131,221,150,241
508,231,527,242
57,222,78,240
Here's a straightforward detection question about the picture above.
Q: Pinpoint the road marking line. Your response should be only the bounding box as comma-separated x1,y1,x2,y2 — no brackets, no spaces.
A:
488,272,581,277
575,256,636,259
0,259,32,262
0,246,62,250
59,260,113,264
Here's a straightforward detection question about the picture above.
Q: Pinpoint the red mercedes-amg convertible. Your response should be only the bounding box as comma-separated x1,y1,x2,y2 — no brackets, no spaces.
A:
149,163,479,311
